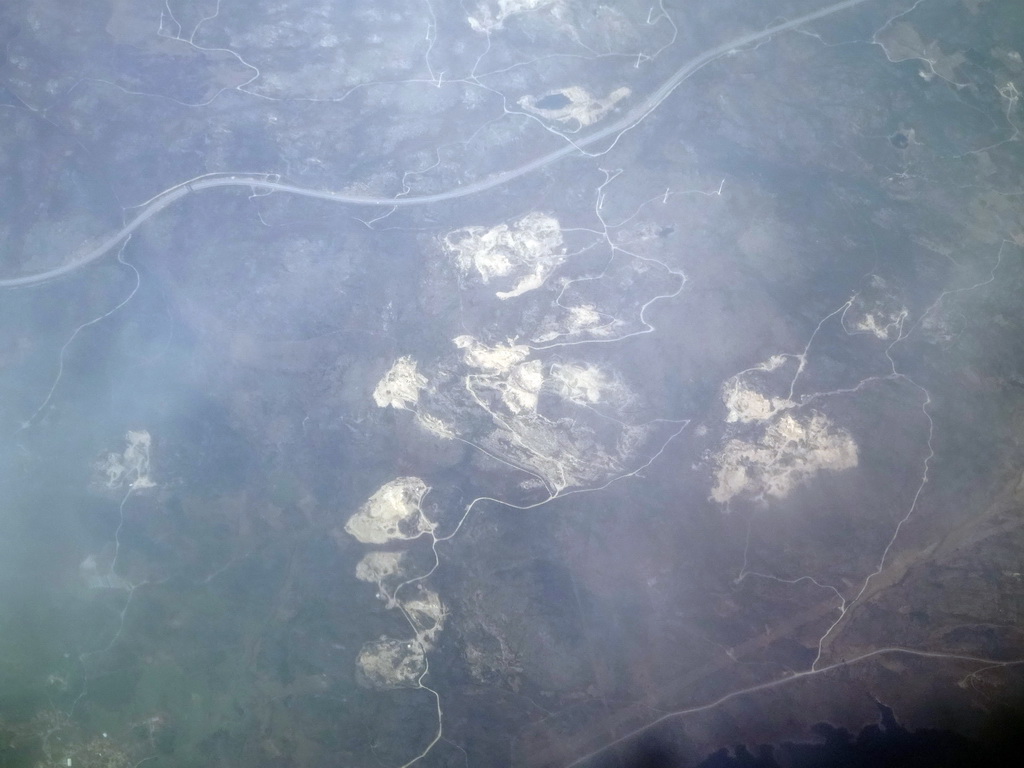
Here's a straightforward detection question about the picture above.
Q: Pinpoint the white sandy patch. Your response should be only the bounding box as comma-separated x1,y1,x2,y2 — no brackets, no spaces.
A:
468,0,557,32
454,335,530,373
759,354,789,372
723,381,795,423
503,360,546,414
550,362,626,406
356,637,426,689
373,356,427,409
568,305,603,331
444,212,565,300
534,304,617,344
97,430,156,489
344,477,433,545
842,276,907,340
416,411,456,440
355,551,405,586
402,587,447,647
449,353,650,492
711,411,858,503
518,85,630,127
855,314,892,339
850,304,906,340
355,550,410,608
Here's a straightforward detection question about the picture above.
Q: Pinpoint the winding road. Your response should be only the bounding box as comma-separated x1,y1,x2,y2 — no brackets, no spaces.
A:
0,0,873,289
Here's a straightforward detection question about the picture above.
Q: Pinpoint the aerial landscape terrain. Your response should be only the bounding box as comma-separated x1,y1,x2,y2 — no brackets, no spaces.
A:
1,1,1023,766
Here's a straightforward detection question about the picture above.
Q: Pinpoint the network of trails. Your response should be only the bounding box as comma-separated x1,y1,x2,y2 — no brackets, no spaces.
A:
1,1,1023,767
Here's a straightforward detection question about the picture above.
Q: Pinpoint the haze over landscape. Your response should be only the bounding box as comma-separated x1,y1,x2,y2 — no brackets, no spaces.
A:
1,1,1023,766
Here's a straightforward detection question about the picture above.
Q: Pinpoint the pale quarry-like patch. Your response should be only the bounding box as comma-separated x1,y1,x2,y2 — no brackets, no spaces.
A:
534,304,616,344
402,587,447,647
444,212,565,300
467,0,557,32
568,304,603,330
723,381,794,423
759,354,789,372
454,335,530,373
846,277,907,340
416,411,456,440
344,477,433,545
353,588,446,688
854,313,895,339
518,85,631,127
850,304,906,340
356,637,425,689
499,272,545,298
711,411,858,503
503,360,546,414
372,356,427,409
354,551,405,585
97,430,156,490
450,354,651,492
550,362,625,406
